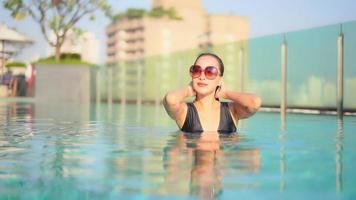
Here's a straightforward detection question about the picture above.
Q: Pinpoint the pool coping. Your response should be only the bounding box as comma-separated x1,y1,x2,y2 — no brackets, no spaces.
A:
260,107,356,116
1,97,356,116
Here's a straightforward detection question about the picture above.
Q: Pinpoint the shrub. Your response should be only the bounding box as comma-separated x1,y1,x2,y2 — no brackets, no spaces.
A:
113,7,182,21
5,61,26,68
35,53,93,65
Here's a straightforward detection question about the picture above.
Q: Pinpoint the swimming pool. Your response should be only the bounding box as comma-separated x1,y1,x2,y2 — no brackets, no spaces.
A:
0,102,355,199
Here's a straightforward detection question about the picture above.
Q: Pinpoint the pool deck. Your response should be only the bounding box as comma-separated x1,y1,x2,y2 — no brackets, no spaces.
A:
260,107,356,116
1,97,356,116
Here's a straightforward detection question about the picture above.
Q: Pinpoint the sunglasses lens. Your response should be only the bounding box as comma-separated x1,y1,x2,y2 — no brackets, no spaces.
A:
205,66,218,79
190,65,201,78
190,65,218,79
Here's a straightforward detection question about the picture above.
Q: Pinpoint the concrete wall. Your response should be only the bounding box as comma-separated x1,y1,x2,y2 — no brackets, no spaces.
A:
35,64,91,103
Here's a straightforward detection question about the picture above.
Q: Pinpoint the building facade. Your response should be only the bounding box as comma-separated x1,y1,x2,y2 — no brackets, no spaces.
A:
106,0,249,64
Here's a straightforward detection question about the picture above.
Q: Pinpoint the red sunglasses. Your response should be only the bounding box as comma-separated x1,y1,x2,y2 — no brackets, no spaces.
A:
189,65,220,80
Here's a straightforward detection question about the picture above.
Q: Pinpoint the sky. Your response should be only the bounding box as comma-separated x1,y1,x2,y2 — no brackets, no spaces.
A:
1,0,356,64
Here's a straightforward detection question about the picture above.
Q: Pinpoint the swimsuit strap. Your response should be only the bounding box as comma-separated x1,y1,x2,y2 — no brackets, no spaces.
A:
218,102,237,134
181,103,203,133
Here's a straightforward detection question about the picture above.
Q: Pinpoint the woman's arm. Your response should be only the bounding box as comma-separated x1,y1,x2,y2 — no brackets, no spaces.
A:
216,83,262,119
163,83,195,120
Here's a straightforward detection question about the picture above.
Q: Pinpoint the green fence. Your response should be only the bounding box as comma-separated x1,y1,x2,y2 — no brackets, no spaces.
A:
248,20,356,109
94,20,356,110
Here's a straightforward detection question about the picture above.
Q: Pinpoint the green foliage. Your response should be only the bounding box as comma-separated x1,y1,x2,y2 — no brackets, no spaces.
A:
148,6,165,18
113,13,124,21
126,8,146,19
2,0,112,61
38,53,81,61
59,52,81,60
113,8,146,21
35,59,92,65
113,6,182,22
35,56,92,66
5,61,26,68
3,0,27,20
165,7,182,20
34,52,95,66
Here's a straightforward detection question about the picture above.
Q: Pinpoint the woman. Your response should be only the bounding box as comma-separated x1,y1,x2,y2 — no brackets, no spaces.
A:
163,52,261,133
162,131,261,199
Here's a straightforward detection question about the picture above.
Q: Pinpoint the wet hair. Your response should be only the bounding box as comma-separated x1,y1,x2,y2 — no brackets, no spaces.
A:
193,52,224,76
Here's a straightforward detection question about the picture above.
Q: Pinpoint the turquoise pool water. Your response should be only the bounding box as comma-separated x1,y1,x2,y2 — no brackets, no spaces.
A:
0,102,356,199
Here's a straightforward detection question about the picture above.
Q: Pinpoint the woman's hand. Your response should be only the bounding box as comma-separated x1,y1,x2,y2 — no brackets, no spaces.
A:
215,82,227,99
187,81,196,97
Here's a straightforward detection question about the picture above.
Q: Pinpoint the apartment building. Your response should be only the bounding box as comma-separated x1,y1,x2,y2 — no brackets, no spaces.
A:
106,0,249,64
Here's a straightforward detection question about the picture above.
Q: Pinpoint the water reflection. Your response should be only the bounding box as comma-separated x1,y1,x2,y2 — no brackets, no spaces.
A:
35,102,90,121
336,119,344,191
0,102,34,138
0,102,34,120
279,129,287,191
163,132,260,199
136,102,141,124
190,133,224,199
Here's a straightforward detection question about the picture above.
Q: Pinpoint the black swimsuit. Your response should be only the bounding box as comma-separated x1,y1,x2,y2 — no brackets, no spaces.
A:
181,102,237,134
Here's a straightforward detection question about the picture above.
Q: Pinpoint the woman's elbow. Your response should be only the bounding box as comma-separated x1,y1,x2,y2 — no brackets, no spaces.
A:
255,96,262,109
164,92,178,105
249,96,262,113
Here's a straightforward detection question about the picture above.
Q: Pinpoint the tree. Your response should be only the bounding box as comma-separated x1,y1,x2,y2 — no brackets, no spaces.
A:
3,0,112,62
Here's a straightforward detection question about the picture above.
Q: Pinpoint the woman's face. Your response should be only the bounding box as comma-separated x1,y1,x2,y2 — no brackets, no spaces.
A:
191,55,222,96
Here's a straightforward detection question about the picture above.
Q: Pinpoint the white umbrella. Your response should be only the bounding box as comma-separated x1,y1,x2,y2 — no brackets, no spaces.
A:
0,23,33,80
